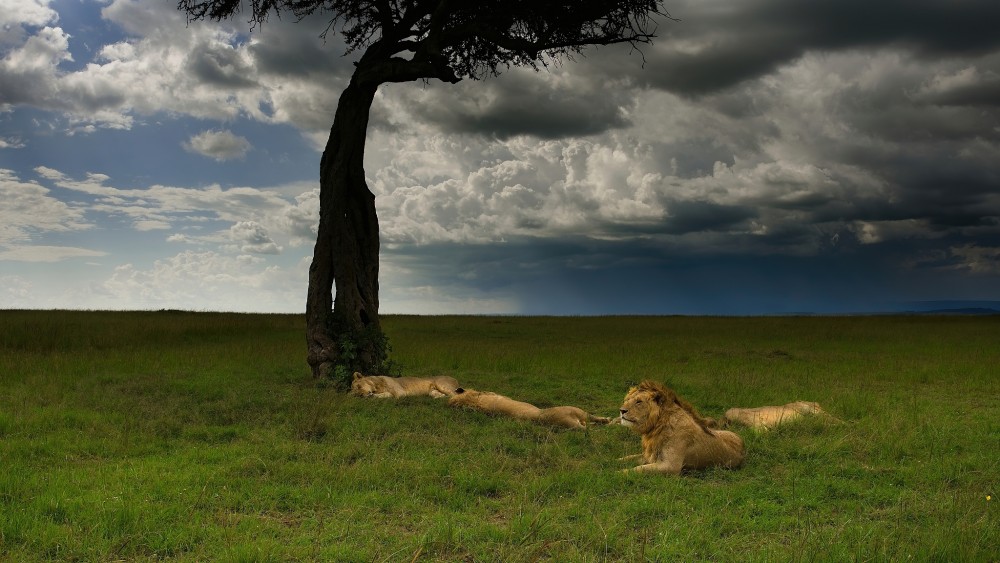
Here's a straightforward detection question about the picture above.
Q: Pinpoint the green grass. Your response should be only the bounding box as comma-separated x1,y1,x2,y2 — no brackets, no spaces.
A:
0,311,997,561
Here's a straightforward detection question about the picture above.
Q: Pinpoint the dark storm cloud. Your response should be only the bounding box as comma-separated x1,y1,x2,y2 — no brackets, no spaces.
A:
576,209,760,249
834,59,1000,143
384,232,1000,315
788,156,1000,235
581,200,757,240
920,70,1000,109
644,41,798,96
751,0,1000,54
853,106,1000,143
920,78,1000,108
833,137,1000,219
246,19,353,79
409,72,633,139
649,139,741,178
642,0,1000,95
660,200,757,235
188,42,258,89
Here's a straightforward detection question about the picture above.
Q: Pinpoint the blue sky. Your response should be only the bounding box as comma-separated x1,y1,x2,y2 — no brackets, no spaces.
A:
2,0,999,314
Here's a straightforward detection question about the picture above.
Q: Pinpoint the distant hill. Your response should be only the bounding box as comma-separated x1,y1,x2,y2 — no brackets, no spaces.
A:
909,308,1000,315
898,301,1000,315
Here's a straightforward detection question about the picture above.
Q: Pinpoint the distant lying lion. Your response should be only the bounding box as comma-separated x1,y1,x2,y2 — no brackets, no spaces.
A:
724,401,832,431
350,372,459,399
619,381,744,474
445,387,611,429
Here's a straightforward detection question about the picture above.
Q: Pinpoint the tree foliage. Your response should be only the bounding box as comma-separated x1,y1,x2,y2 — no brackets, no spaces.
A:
179,0,666,85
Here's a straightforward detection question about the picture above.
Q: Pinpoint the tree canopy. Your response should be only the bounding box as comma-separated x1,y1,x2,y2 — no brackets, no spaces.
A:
179,0,665,85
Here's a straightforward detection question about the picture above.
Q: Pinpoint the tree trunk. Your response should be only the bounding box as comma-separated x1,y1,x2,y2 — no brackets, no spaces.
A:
306,79,382,380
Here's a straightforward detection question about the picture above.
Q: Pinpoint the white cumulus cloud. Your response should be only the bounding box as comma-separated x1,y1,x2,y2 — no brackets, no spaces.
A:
183,129,252,161
93,250,303,312
0,168,90,247
229,220,281,254
0,245,107,262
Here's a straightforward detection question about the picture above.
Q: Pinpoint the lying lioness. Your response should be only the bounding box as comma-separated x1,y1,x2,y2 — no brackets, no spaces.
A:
445,387,611,429
619,381,744,474
350,372,459,399
724,401,832,430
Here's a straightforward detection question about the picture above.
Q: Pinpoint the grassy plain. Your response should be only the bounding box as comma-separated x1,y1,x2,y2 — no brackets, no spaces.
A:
0,311,997,561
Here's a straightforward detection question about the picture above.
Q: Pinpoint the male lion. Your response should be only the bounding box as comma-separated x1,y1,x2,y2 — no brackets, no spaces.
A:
618,381,745,474
350,372,459,399
724,401,832,431
445,387,611,429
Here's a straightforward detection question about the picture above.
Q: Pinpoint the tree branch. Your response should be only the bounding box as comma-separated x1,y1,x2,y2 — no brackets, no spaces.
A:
373,0,394,31
355,55,460,86
478,26,656,59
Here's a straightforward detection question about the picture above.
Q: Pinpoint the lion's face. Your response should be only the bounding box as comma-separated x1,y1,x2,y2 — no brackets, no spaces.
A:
446,388,480,406
619,388,660,431
350,376,383,397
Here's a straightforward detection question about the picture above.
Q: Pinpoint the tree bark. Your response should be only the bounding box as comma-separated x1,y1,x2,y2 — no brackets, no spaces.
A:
306,78,382,379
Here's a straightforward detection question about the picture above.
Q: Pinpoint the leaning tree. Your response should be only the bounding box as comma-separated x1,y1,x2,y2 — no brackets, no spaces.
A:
178,0,666,381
